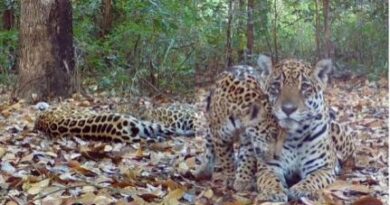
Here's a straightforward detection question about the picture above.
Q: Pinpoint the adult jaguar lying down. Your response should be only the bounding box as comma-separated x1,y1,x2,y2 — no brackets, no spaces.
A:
34,105,196,144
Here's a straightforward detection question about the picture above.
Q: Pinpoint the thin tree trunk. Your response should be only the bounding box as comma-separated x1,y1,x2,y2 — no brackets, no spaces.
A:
247,0,254,58
258,1,272,55
237,0,246,63
315,0,321,60
322,0,332,58
15,0,75,102
2,9,15,30
272,0,278,62
99,0,113,37
358,0,364,63
225,0,234,67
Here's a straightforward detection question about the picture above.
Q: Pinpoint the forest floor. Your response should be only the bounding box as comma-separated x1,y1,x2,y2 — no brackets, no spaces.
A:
0,76,388,205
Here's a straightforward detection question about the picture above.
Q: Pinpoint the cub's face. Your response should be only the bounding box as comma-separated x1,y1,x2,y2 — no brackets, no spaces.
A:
257,55,332,132
207,66,269,134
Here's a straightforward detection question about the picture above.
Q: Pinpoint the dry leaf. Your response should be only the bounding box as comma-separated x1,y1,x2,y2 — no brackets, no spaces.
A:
0,147,6,158
160,188,186,205
68,160,97,177
203,189,214,199
158,179,182,190
5,201,18,205
352,196,383,205
326,180,371,194
26,178,51,195
139,193,160,202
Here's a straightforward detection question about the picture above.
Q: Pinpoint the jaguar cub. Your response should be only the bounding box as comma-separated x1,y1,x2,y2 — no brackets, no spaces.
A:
201,65,283,189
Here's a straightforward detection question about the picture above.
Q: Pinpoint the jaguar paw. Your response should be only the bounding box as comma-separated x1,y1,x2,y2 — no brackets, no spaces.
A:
254,189,288,203
288,185,318,201
233,178,255,192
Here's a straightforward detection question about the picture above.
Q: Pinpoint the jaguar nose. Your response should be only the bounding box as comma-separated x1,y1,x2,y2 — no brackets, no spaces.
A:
282,103,297,116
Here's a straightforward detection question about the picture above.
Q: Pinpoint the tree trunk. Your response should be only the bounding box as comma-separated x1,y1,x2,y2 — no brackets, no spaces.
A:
15,0,75,102
247,0,254,58
225,0,234,67
272,0,278,62
2,9,15,30
322,0,332,58
99,0,113,37
315,0,321,60
258,1,272,55
237,0,246,63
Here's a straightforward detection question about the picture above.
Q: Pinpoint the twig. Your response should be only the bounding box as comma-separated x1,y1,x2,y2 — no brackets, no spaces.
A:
29,179,134,203
177,48,194,70
141,78,172,99
161,39,175,68
29,184,84,203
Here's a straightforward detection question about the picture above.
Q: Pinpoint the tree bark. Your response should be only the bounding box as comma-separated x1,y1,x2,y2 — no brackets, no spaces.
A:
225,0,234,67
15,0,75,102
247,0,254,57
272,0,278,62
2,9,15,30
237,0,246,63
258,1,272,55
322,0,332,58
99,0,113,37
315,0,321,60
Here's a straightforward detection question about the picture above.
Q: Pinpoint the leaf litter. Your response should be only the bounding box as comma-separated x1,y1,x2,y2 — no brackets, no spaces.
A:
0,77,388,205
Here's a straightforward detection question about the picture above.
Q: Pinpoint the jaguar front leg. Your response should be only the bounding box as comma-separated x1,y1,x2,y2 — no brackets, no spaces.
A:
255,164,288,202
233,136,257,191
289,167,336,200
213,139,235,188
193,130,215,179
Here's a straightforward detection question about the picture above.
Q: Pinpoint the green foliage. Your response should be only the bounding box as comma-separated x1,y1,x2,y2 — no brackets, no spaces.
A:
0,0,18,84
72,0,210,94
332,3,388,79
0,0,387,89
0,29,17,84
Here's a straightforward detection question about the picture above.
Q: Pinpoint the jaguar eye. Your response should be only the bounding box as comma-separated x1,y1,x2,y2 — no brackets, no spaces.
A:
269,82,280,96
301,83,312,97
301,83,311,90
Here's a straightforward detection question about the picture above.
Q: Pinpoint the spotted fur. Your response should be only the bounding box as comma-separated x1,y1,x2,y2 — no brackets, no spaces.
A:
195,65,282,190
35,107,178,144
142,103,200,137
253,55,355,201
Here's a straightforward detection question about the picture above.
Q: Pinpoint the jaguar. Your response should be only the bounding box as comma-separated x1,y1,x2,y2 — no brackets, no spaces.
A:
197,65,284,190
34,105,195,144
250,55,356,201
140,103,201,137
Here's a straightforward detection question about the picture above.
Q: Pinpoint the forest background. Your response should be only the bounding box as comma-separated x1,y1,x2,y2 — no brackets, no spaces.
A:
0,0,388,98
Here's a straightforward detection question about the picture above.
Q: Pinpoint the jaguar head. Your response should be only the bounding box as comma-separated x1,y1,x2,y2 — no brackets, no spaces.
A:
257,55,332,132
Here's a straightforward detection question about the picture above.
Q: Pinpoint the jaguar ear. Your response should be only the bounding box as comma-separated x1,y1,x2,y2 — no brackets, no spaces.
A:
256,54,272,79
314,59,332,88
